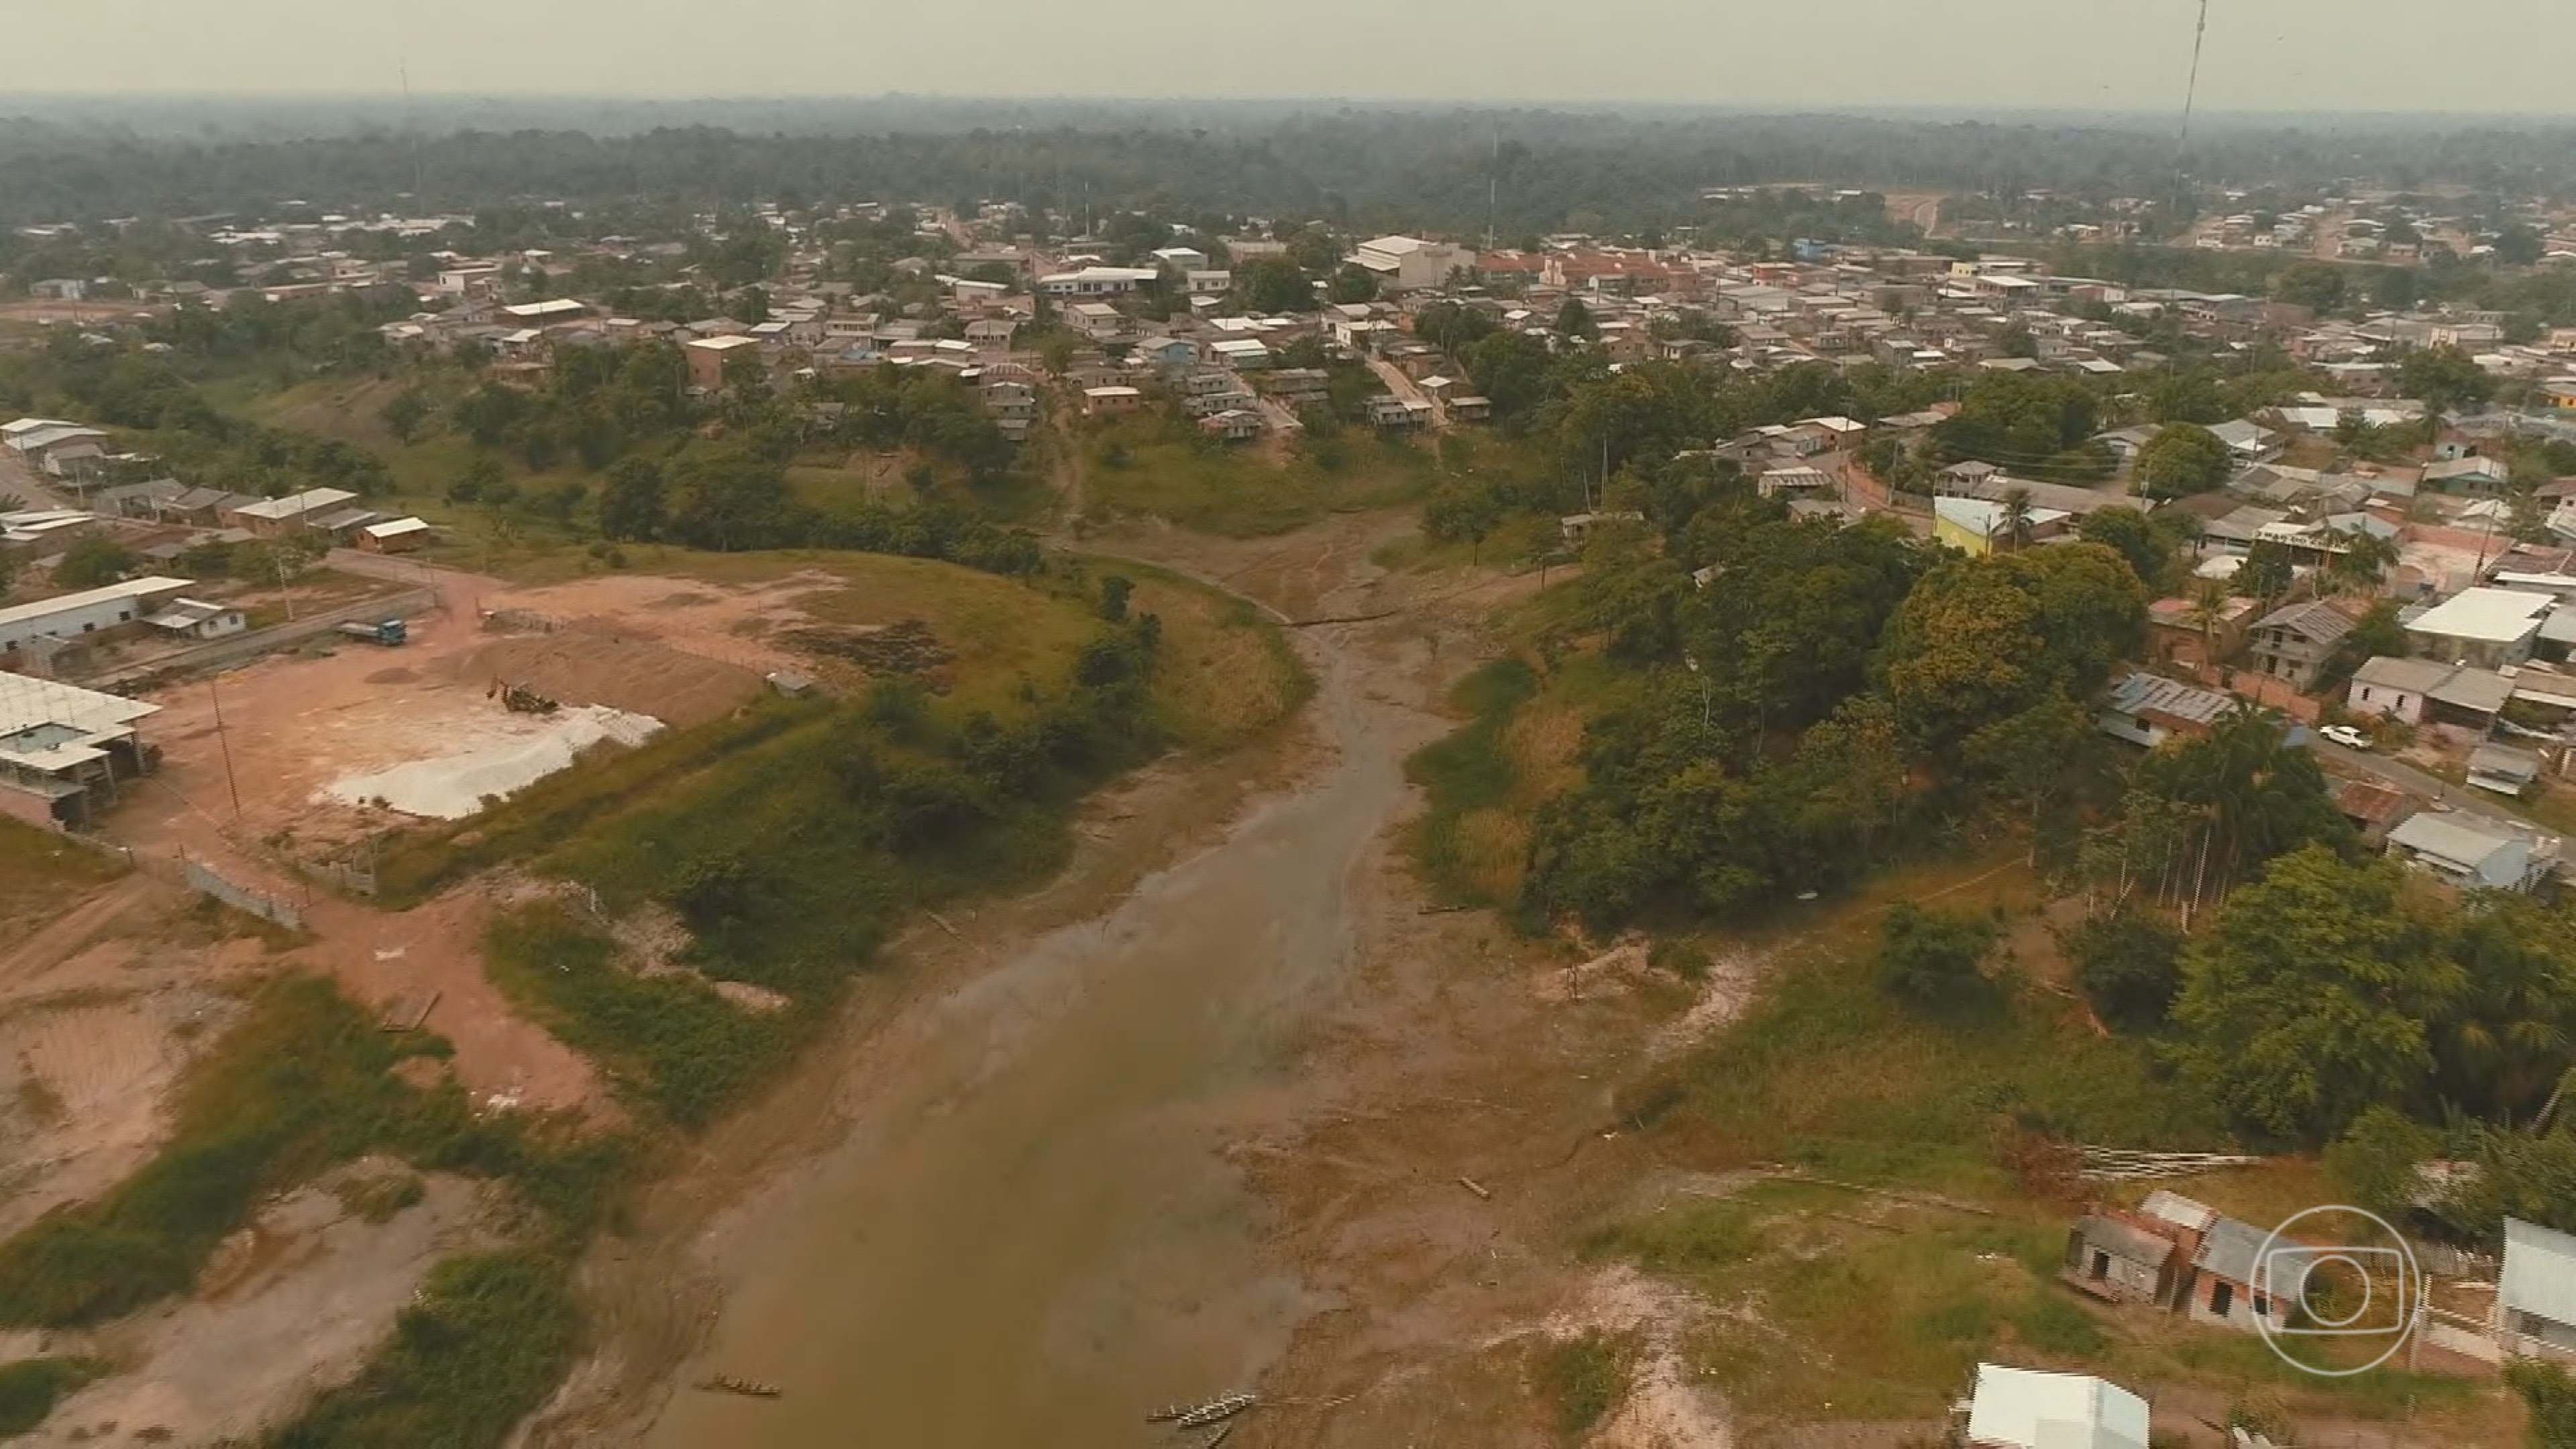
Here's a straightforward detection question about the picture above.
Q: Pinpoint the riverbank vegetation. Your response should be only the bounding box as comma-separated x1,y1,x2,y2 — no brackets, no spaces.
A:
1401,449,2576,1431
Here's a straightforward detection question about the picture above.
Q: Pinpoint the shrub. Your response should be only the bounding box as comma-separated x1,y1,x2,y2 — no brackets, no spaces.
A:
1875,904,1998,1010
0,1357,103,1436
2061,905,2184,1031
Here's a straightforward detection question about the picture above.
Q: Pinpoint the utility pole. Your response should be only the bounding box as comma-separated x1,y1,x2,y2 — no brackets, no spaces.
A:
209,680,244,824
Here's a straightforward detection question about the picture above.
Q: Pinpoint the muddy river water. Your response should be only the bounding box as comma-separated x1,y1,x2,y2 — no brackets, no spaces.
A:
647,633,1409,1447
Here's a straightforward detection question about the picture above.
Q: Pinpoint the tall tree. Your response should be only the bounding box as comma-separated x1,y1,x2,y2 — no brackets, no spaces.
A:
2171,847,2455,1142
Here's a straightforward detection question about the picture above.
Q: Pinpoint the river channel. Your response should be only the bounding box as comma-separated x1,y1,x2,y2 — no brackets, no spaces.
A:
645,626,1409,1447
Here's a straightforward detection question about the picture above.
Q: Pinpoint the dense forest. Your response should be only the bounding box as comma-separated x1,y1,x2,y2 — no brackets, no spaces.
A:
3,103,2575,233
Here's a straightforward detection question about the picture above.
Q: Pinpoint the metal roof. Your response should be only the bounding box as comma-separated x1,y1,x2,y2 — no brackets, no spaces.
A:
0,673,158,773
0,577,191,635
2505,1218,2576,1329
2103,672,2237,729
2073,1215,2176,1268
2351,655,2458,694
2408,588,2554,644
2193,1216,2271,1286
1965,1364,2150,1449
2385,812,2519,871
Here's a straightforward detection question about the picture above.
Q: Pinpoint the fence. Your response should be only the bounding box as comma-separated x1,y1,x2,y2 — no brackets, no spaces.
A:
78,587,438,691
182,856,305,932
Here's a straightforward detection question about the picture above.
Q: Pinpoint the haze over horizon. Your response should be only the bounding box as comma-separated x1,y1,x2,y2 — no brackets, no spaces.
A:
13,0,2576,119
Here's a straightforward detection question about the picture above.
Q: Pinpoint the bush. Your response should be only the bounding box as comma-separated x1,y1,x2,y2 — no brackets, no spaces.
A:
1875,904,1998,1010
2510,1357,2576,1448
0,1357,103,1436
2062,906,2184,1031
269,1250,577,1449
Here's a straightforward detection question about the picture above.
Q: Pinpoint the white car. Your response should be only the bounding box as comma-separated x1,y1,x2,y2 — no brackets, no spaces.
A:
2318,724,2371,750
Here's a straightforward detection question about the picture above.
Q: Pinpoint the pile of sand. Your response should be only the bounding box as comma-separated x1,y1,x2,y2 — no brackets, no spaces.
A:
323,706,663,820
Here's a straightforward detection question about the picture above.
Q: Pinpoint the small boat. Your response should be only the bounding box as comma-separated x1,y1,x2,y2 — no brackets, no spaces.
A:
698,1375,782,1399
1146,1404,1192,1424
1175,1391,1256,1428
1205,1424,1237,1448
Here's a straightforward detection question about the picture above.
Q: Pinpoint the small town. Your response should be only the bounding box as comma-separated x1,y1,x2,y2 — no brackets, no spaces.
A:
3,33,2576,1449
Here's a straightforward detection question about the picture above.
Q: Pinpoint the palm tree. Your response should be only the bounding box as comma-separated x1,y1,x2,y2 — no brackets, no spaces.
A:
1999,485,2036,553
2328,531,2400,598
2184,577,2233,670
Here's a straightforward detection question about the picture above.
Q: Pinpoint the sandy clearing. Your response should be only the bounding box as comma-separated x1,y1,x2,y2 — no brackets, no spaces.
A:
325,703,663,819
22,1170,495,1447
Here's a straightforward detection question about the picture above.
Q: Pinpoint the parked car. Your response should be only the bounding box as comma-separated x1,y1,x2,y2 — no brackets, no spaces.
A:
2318,724,2371,750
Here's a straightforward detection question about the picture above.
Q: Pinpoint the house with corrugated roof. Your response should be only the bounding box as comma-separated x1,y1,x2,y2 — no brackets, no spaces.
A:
2500,1217,2576,1357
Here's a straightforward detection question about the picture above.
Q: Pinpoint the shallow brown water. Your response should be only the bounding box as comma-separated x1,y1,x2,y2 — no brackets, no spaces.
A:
649,637,1407,1448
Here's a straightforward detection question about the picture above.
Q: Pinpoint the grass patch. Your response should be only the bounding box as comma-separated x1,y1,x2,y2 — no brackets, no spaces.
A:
1534,1331,1630,1437
1629,859,2229,1197
268,1249,576,1449
0,1357,104,1436
0,975,627,1329
1085,557,1312,748
1593,1183,2094,1421
1409,658,1541,905
1079,417,1452,536
484,905,797,1127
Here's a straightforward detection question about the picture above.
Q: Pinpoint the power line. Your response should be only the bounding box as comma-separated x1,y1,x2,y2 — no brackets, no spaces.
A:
2169,0,2212,226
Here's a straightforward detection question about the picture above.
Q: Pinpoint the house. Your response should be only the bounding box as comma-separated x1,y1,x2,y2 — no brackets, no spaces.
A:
1366,396,1434,430
141,597,247,641
0,578,193,669
1933,496,2068,557
1758,465,1837,500
1037,266,1161,299
683,334,763,390
2097,672,2237,748
2422,455,2513,497
1198,409,1263,442
2500,1218,2576,1356
1134,335,1199,372
1259,372,1330,411
1081,386,1143,416
1065,303,1126,341
2147,594,2257,669
1209,337,1271,371
2208,418,2282,464
358,517,432,553
0,673,161,829
2468,742,2544,798
1148,246,1210,273
2406,588,2556,668
1558,512,1646,547
964,318,1019,350
2347,655,2455,726
2243,598,2357,692
1352,235,1476,292
2385,812,2537,892
1961,1365,2150,1449
2186,1214,2287,1332
2336,778,2418,847
2062,1213,2187,1308
221,488,359,537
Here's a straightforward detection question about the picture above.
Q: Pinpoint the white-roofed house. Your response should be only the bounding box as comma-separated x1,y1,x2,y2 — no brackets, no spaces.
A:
0,672,162,828
1352,235,1476,292
219,487,359,538
2502,1217,2576,1358
2406,588,2556,669
1962,1364,2150,1449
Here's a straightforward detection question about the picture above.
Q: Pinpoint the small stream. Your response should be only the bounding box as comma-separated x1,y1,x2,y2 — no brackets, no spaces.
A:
647,631,1403,1447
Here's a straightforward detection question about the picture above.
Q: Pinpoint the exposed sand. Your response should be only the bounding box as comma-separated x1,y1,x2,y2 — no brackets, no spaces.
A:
19,1169,494,1446
325,704,663,819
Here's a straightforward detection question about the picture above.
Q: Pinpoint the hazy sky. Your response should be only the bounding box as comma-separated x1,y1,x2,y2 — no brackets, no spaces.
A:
13,0,2575,115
